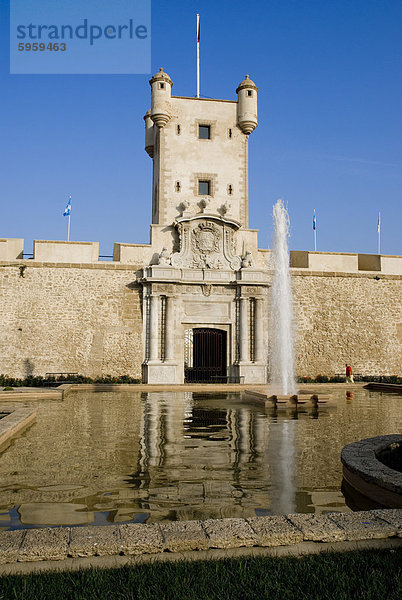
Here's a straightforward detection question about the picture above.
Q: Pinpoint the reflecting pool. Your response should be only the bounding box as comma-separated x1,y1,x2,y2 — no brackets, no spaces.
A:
0,389,400,529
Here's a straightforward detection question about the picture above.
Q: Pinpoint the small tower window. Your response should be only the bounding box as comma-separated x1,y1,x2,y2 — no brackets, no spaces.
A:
176,124,181,135
199,125,210,139
175,181,181,192
227,184,233,196
228,128,232,139
247,90,253,97
198,180,210,195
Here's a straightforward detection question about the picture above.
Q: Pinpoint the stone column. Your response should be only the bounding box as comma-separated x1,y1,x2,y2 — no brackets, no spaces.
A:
239,296,249,362
149,294,159,361
254,297,264,362
165,296,175,361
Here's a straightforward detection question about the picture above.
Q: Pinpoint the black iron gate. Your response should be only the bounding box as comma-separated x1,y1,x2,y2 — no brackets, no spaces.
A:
184,328,227,383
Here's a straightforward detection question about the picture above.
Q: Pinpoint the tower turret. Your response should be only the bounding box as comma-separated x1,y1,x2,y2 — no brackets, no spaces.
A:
143,110,154,157
149,67,173,128
236,75,258,135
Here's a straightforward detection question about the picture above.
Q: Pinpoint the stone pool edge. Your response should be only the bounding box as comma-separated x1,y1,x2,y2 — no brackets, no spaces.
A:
0,408,36,451
0,382,367,402
0,510,401,573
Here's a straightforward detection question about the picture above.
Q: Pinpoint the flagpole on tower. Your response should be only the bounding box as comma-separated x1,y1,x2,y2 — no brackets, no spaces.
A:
196,14,200,98
67,213,71,242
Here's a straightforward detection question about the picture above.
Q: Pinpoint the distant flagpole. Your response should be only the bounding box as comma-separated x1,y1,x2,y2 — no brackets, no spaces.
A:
63,196,72,241
313,209,317,251
377,211,381,255
196,14,200,98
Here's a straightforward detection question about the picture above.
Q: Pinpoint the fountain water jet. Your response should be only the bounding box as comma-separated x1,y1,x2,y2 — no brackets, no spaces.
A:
243,200,331,407
269,199,296,395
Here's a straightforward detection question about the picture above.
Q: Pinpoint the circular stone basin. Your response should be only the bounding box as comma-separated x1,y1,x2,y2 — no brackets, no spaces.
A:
377,442,402,472
341,434,402,509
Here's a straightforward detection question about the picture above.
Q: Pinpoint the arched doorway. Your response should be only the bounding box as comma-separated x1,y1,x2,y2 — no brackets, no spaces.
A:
184,328,227,383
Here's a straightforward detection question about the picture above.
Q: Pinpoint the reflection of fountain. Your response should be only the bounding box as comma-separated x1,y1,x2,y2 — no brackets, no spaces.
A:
268,421,296,514
269,199,296,395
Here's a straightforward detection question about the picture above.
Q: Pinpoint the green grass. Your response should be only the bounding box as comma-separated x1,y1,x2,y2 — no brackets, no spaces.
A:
0,548,401,600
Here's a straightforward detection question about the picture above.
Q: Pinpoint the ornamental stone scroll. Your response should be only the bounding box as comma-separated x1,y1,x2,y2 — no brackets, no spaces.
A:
171,218,242,271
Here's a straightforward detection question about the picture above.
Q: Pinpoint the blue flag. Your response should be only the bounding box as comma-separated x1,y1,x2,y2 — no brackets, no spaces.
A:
313,211,316,230
63,196,71,216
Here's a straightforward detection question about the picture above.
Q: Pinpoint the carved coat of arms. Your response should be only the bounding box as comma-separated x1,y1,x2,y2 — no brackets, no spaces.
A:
170,218,242,270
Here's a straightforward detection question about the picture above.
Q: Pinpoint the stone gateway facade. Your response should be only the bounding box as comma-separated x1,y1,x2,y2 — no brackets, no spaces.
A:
0,70,401,382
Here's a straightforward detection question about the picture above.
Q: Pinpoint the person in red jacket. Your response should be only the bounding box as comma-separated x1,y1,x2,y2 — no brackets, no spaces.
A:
345,363,354,384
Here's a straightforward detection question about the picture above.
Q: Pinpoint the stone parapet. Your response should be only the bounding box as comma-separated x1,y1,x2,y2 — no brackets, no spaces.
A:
113,242,153,265
33,240,99,263
0,238,23,261
1,242,401,277
289,250,402,276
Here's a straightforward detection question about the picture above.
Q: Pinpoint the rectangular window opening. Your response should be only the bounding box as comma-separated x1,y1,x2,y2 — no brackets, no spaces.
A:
199,125,210,139
247,90,252,97
198,180,211,195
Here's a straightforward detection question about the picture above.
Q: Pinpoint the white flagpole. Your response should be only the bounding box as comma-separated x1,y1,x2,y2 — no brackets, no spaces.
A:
377,211,381,255
196,14,200,98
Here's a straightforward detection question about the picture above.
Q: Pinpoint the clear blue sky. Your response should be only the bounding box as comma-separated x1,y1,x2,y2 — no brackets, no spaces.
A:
1,0,401,256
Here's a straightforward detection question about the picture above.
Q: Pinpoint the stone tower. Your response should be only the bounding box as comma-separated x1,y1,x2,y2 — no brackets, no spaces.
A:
140,69,269,384
144,68,258,230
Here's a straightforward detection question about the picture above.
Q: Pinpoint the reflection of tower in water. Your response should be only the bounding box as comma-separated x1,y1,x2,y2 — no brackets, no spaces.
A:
135,393,271,521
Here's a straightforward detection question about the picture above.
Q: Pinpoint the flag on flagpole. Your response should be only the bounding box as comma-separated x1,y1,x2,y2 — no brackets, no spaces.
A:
377,211,381,233
313,210,316,230
197,15,200,42
63,196,71,216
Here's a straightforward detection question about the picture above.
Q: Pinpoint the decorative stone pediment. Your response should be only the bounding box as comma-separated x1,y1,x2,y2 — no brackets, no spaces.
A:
171,215,242,270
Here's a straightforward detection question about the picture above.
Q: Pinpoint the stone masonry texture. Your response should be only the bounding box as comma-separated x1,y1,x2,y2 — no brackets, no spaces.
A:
0,511,400,566
0,264,143,379
291,273,401,377
0,262,400,378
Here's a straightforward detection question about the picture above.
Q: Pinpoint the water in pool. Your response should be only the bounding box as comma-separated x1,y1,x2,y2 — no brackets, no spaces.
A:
0,389,400,530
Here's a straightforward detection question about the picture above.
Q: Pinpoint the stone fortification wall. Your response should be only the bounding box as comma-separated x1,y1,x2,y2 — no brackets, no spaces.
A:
291,271,402,377
0,262,143,379
0,258,401,380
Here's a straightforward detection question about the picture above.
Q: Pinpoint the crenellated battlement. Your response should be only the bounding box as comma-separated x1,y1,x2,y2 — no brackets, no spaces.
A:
1,238,401,275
